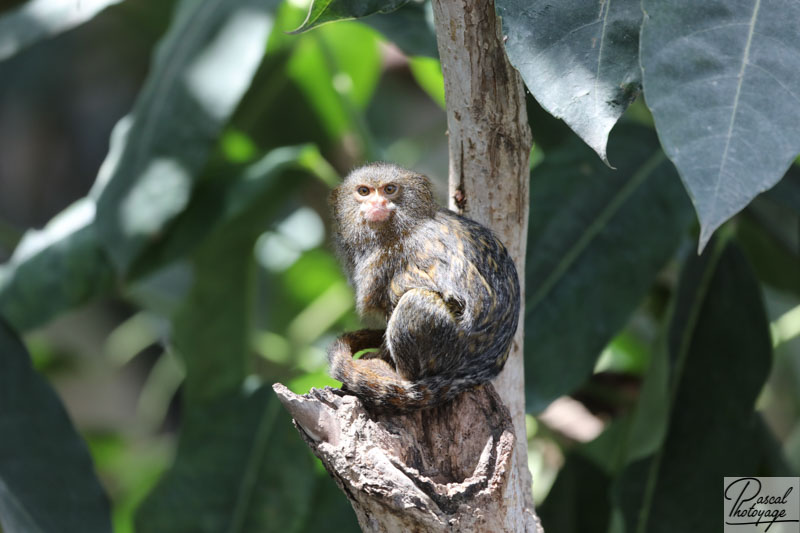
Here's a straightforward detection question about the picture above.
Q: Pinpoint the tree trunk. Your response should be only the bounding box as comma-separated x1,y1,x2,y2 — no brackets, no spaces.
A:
431,0,537,527
273,0,541,530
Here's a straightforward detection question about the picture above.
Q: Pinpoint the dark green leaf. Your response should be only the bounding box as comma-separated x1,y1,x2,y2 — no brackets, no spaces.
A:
766,164,800,215
736,215,800,296
0,200,115,332
0,317,111,533
127,147,315,282
158,148,316,404
525,124,693,412
538,453,611,533
94,0,279,274
0,0,123,62
614,242,773,532
135,387,316,533
303,470,360,532
363,0,438,58
497,0,642,162
291,0,408,33
136,147,327,531
640,0,800,250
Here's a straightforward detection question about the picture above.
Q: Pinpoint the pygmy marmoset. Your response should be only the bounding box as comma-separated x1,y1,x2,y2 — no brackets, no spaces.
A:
328,163,520,413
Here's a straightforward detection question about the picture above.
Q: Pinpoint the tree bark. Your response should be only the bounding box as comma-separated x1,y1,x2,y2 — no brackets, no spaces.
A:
274,383,530,532
273,0,541,530
431,0,538,529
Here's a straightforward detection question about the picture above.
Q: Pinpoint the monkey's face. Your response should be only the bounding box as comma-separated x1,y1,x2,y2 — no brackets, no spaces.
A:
331,163,437,244
353,182,399,224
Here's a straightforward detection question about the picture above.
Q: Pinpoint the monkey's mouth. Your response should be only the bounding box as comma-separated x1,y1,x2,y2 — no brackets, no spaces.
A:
363,205,393,223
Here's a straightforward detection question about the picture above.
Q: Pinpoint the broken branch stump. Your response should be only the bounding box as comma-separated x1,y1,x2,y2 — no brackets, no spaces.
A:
273,383,534,532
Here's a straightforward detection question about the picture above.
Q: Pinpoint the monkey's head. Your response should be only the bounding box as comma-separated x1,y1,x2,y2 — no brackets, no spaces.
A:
331,163,436,245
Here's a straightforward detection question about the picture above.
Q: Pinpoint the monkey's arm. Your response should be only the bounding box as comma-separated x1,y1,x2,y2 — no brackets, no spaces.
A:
337,329,385,353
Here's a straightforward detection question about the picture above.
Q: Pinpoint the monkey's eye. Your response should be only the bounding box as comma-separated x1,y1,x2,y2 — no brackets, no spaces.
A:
356,186,370,196
383,184,398,195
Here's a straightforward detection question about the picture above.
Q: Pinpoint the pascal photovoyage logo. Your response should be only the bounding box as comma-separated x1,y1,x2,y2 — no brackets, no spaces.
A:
724,477,800,532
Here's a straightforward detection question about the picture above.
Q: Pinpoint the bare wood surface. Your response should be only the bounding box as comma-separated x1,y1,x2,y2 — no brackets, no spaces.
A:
431,0,538,529
274,383,530,532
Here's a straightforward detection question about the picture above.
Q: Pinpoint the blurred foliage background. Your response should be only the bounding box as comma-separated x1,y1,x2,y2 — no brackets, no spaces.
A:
0,0,799,532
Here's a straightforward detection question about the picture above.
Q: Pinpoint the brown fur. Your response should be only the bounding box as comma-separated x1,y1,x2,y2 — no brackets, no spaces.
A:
328,163,520,413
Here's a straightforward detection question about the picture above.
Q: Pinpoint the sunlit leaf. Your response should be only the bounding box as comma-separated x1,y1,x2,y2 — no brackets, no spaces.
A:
640,0,800,250
614,242,773,532
291,0,408,33
525,124,693,412
497,0,642,163
136,386,316,533
287,21,380,145
94,0,279,274
159,147,316,404
409,56,444,109
0,0,124,62
0,317,112,533
0,199,115,332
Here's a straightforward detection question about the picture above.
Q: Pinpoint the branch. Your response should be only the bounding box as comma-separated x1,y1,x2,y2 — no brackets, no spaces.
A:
273,383,532,532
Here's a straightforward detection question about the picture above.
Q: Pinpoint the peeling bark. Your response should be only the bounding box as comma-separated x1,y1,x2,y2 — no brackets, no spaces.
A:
274,383,530,532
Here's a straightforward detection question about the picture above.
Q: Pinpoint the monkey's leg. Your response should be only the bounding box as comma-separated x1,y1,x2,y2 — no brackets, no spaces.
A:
385,288,462,380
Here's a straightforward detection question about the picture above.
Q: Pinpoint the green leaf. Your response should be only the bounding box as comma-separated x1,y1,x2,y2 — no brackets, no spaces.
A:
409,57,445,109
640,0,800,250
161,148,316,405
614,242,773,532
363,0,438,58
135,386,316,533
0,317,111,533
129,146,317,282
291,0,408,33
736,215,800,296
496,0,642,163
0,0,124,62
538,454,611,533
94,0,279,275
136,146,330,531
525,124,693,412
287,21,380,145
0,199,115,332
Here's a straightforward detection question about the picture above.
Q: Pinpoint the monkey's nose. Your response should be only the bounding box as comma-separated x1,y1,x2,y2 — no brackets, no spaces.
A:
363,201,392,222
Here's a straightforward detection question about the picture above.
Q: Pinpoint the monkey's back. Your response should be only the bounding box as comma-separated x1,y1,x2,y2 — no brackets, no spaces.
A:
388,208,520,381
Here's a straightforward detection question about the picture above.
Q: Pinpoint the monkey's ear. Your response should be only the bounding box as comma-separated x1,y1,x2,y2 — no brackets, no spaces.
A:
329,186,340,205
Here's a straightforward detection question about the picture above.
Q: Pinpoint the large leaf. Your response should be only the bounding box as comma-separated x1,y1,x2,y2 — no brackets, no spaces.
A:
135,387,316,533
363,0,438,58
537,453,611,533
286,21,381,149
94,0,278,274
0,317,111,533
614,241,773,532
525,124,693,412
136,148,324,531
496,0,642,163
291,0,408,33
640,0,800,250
144,147,318,404
0,199,115,332
0,0,124,62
